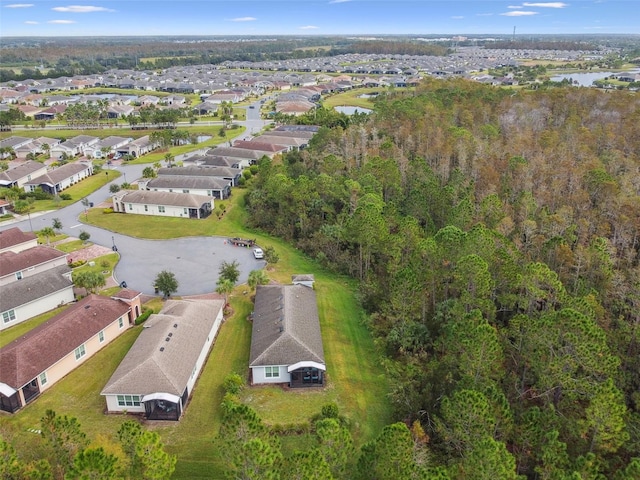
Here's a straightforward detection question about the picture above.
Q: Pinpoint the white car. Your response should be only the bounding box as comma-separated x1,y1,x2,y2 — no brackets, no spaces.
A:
253,248,264,259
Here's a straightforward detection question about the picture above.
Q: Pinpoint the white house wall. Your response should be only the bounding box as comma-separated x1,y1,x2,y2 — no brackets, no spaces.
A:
186,306,224,395
104,394,145,414
0,257,68,286
122,202,196,218
251,365,291,385
0,286,74,331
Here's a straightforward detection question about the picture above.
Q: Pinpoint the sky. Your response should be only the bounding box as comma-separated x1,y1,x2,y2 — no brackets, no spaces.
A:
1,0,637,37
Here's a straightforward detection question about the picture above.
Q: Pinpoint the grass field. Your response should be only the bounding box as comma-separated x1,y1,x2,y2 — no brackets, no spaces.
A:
2,187,392,478
322,87,379,109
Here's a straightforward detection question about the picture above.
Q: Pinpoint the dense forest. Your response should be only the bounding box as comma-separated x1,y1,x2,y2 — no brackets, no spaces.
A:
245,79,640,478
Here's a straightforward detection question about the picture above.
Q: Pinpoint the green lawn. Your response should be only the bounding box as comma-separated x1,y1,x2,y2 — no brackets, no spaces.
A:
322,87,378,109
4,186,392,479
54,239,92,253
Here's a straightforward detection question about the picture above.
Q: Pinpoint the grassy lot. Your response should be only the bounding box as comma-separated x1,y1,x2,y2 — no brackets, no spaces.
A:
322,87,378,109
71,253,119,279
54,239,92,253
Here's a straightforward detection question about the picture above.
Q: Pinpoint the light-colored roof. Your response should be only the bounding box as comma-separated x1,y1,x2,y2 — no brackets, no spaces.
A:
145,175,230,191
249,284,325,368
0,160,46,184
157,166,241,178
117,190,214,208
0,294,131,389
25,162,92,187
0,265,72,311
207,146,264,160
101,299,224,396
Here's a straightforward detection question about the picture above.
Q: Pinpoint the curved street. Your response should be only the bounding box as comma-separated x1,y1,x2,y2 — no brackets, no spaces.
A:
1,105,270,295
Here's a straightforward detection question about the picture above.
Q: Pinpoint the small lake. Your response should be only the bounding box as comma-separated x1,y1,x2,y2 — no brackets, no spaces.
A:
334,106,372,115
549,69,639,87
195,135,211,143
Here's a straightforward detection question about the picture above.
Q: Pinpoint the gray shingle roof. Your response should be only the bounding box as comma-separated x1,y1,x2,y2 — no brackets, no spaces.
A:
101,299,224,396
117,190,214,208
145,175,231,191
0,265,72,311
0,160,46,184
25,162,91,187
249,284,325,367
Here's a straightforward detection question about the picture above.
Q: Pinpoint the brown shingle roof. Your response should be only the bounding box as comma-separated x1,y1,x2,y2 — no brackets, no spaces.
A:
0,227,37,251
0,246,67,277
249,284,325,367
0,294,131,388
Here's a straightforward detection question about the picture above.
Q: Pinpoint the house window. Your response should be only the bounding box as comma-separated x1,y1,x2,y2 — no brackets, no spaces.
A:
158,206,165,213
117,395,141,407
39,372,48,386
144,205,148,212
184,208,188,214
169,189,173,192
2,309,16,324
182,189,189,193
207,190,213,196
265,366,280,378
118,317,124,328
128,204,133,211
191,366,197,379
74,344,86,360
99,330,105,343
15,271,23,280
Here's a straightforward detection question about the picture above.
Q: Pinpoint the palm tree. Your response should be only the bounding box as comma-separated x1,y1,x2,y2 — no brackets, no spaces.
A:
215,278,234,307
164,152,174,168
247,270,269,290
39,226,55,245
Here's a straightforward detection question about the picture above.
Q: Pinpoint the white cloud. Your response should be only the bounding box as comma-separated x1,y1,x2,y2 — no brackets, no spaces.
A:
500,10,539,16
52,5,114,13
476,13,494,16
24,20,38,24
329,0,351,3
5,3,34,7
48,19,76,24
508,5,524,8
299,25,319,30
451,16,464,19
230,16,257,22
523,2,568,7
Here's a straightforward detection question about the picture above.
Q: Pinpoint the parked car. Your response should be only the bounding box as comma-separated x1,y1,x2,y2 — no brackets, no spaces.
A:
253,248,264,259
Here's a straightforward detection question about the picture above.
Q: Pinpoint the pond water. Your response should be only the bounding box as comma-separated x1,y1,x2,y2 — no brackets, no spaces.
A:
549,69,639,87
195,135,212,143
334,105,373,115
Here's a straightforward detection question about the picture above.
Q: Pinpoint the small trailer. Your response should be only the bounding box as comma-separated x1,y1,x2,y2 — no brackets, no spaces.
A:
228,237,256,248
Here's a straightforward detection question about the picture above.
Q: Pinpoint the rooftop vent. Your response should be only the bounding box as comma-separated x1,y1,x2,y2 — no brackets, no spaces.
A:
84,305,91,309
165,337,170,342
173,323,178,328
160,347,165,352
168,332,173,337
279,326,284,333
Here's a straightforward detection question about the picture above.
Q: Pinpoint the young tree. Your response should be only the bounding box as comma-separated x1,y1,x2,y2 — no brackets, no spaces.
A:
65,447,119,480
79,231,91,243
52,217,63,232
216,278,234,306
154,270,178,299
218,260,240,284
247,269,269,290
315,417,354,478
109,183,121,193
142,166,157,178
39,410,89,478
73,271,106,295
263,245,279,264
135,431,177,480
279,449,333,480
38,227,55,245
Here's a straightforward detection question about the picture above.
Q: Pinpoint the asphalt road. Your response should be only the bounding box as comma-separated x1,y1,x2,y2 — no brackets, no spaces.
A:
1,109,271,295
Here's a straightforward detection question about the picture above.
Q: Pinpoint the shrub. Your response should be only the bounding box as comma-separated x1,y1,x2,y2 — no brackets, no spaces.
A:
100,259,110,268
237,176,246,187
103,207,114,214
249,165,259,175
68,260,87,268
223,373,245,395
134,309,153,325
59,193,72,200
321,402,339,419
242,169,253,180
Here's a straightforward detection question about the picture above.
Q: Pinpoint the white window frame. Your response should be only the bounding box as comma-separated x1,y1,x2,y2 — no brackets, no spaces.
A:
158,205,165,213
74,344,86,361
99,330,105,343
39,372,48,386
15,271,23,280
118,317,124,329
2,309,17,324
265,366,280,378
116,394,141,407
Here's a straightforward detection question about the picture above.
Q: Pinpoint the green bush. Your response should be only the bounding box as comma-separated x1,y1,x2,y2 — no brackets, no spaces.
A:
222,373,245,395
59,193,72,200
134,309,153,325
68,260,87,268
249,165,259,175
103,207,114,214
321,402,339,419
242,169,253,180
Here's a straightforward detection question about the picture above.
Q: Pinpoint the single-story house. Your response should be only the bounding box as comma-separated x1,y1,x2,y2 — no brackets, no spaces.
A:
207,146,265,168
50,135,99,159
234,138,294,153
0,136,33,153
157,165,242,187
0,227,38,254
1,265,74,331
101,298,224,420
0,199,10,215
0,245,68,286
112,190,214,219
0,160,48,189
23,161,93,195
115,135,157,158
183,154,240,169
140,175,232,200
0,291,141,413
85,136,133,158
249,282,326,388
